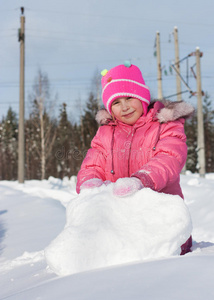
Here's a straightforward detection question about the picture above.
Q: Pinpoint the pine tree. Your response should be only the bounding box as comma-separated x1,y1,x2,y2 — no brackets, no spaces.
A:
203,93,214,172
25,117,40,179
54,102,86,178
82,92,99,150
0,107,18,179
185,93,214,173
185,113,198,173
54,103,73,178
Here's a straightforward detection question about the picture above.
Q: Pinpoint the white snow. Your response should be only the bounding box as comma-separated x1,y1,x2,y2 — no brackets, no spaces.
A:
45,184,192,276
0,172,214,299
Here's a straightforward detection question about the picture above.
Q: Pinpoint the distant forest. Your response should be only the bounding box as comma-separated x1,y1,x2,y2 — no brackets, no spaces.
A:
0,70,214,181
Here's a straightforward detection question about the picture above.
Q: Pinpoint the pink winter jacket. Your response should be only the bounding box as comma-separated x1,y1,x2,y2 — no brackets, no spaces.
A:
76,100,194,197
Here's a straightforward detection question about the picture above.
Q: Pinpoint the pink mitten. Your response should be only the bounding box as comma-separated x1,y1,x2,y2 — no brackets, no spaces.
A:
113,177,143,197
80,178,103,190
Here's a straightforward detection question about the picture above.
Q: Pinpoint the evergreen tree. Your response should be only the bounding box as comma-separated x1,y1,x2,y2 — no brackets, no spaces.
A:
54,103,85,178
54,103,73,178
185,93,214,173
203,93,214,172
82,92,99,150
185,113,198,173
25,117,40,179
0,107,18,180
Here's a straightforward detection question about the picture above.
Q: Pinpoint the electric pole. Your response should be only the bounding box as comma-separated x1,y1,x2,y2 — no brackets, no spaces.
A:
173,26,186,173
18,7,25,183
196,47,206,177
156,31,163,99
174,26,182,101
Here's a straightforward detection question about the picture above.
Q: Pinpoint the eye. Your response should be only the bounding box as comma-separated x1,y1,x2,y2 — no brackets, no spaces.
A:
112,100,119,105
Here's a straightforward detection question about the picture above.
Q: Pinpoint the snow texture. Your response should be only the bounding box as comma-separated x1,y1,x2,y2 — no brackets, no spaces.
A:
45,182,192,276
1,173,214,300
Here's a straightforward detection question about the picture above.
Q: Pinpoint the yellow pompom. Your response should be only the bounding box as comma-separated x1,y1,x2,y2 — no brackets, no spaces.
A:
101,69,108,76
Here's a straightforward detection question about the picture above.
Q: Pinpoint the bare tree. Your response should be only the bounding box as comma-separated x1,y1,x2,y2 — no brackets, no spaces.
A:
28,69,57,180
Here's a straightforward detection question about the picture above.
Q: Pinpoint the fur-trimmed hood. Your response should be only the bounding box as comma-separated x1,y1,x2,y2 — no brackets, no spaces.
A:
95,99,194,125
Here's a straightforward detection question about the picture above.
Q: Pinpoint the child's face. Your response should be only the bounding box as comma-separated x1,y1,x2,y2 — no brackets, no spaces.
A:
111,97,144,125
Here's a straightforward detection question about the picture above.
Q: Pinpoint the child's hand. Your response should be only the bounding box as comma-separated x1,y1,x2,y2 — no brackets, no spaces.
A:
80,178,103,190
113,177,143,197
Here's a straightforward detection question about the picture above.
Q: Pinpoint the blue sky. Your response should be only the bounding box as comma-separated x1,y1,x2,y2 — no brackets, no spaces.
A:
1,0,213,122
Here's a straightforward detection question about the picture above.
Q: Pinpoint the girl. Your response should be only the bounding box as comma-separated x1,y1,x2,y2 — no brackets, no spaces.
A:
76,62,194,254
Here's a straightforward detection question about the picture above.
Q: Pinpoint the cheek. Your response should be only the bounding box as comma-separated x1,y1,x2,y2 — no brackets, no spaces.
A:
111,106,120,117
135,102,143,114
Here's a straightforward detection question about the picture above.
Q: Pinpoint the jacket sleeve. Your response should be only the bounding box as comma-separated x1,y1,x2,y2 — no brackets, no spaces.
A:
132,119,187,192
76,127,108,193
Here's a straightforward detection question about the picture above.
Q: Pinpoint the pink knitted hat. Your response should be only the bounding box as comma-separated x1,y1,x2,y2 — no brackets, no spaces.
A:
101,62,150,115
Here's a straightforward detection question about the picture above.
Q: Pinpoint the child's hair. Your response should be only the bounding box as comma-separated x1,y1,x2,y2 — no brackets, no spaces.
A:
101,62,151,115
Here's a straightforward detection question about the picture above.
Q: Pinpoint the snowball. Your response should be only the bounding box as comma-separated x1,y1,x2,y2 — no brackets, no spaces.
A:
45,182,192,276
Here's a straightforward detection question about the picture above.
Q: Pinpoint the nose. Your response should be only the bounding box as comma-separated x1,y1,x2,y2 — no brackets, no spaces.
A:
121,100,129,111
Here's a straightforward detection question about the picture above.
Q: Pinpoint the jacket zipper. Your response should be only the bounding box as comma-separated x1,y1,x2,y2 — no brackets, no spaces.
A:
152,123,161,151
128,127,137,176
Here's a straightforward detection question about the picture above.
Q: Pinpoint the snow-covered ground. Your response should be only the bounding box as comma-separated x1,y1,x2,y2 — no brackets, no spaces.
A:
0,172,214,300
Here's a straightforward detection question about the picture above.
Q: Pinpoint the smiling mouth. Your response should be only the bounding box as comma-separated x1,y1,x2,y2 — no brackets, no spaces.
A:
122,111,135,118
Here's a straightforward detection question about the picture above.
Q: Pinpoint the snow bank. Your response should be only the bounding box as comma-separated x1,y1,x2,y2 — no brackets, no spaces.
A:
45,182,192,276
181,172,214,243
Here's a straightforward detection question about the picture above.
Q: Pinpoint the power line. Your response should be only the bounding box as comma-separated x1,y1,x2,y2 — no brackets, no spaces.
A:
1,26,212,50
24,8,214,27
26,34,150,48
0,9,17,13
1,6,214,29
0,73,213,90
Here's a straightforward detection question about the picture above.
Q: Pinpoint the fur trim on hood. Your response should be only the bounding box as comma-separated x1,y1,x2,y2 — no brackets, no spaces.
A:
154,99,195,123
95,99,194,125
95,109,113,125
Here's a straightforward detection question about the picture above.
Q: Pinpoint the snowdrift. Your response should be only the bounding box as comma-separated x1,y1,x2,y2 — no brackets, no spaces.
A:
45,182,192,276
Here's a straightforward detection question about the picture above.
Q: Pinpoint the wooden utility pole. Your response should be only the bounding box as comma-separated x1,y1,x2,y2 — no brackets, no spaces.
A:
174,26,182,101
174,27,186,173
196,47,206,177
18,7,25,183
38,74,46,180
156,31,163,99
